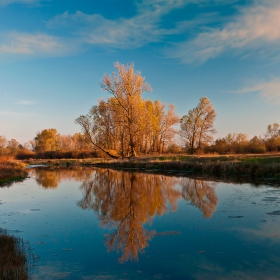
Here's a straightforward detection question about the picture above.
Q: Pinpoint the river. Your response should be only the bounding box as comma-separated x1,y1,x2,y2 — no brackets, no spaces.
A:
0,167,280,279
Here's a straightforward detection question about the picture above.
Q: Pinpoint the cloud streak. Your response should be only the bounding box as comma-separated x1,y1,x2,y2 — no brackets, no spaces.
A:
46,0,232,49
1,0,190,57
0,0,39,6
170,0,280,64
15,99,36,105
1,0,270,61
0,32,81,58
47,0,187,49
232,78,280,103
0,111,30,117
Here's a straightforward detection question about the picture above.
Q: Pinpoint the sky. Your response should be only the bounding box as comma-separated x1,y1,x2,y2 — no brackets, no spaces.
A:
1,0,280,144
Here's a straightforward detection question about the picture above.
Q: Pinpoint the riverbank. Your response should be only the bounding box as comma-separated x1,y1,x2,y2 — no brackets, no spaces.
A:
25,154,280,182
0,159,28,186
92,155,280,183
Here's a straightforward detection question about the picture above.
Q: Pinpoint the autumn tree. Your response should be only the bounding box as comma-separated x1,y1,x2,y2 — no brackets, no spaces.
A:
249,136,266,153
34,128,61,153
0,136,7,156
72,133,92,151
180,97,216,153
101,63,152,157
6,139,20,156
224,132,248,153
76,63,179,158
138,100,179,154
264,123,280,152
75,104,120,158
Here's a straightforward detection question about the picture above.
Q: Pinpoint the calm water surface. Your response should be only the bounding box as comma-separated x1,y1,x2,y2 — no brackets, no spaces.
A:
1,167,280,279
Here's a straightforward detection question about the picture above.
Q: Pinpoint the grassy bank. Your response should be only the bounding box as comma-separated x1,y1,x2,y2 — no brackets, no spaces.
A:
24,154,280,182
88,154,280,182
0,157,28,186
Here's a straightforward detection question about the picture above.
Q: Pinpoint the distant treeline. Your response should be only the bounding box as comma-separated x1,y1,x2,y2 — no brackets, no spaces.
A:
1,123,280,160
0,131,99,160
205,127,280,154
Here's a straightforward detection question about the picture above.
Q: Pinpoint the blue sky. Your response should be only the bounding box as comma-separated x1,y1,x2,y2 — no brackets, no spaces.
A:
1,0,280,144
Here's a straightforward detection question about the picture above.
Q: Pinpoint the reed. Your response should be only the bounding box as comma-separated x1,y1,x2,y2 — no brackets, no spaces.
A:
0,229,34,279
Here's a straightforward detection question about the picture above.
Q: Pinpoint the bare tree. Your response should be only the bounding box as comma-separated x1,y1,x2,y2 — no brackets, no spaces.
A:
180,97,216,153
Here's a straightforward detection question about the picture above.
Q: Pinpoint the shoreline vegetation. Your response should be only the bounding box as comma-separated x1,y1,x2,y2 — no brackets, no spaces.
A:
0,157,28,186
24,154,280,184
0,228,37,279
2,154,280,186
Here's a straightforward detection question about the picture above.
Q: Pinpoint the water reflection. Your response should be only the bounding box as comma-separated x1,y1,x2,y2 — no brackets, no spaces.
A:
181,178,218,218
34,167,95,189
78,169,181,262
78,169,218,262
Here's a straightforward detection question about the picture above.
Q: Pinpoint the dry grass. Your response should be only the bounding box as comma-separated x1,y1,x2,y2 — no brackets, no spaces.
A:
22,154,280,181
0,229,34,279
0,156,27,186
90,154,280,181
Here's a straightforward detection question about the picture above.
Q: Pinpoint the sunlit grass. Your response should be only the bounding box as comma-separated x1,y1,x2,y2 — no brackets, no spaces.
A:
86,154,280,180
0,156,27,186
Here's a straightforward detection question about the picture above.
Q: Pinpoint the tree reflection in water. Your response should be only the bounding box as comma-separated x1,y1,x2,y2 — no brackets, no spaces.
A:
34,168,95,189
78,169,218,262
180,178,218,218
78,169,181,262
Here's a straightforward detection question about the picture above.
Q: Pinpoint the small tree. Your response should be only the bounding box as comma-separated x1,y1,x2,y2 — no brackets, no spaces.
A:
34,128,61,153
6,139,20,156
0,135,7,156
180,97,216,154
264,123,280,152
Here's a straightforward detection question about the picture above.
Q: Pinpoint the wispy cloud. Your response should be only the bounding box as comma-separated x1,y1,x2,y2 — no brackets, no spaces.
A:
0,111,29,116
47,1,186,49
0,32,80,57
232,78,280,103
0,0,39,6
46,0,229,49
170,0,280,64
0,0,247,59
1,1,189,57
15,99,36,105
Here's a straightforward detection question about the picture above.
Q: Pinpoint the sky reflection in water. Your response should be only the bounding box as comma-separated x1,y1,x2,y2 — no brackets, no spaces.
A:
0,167,280,279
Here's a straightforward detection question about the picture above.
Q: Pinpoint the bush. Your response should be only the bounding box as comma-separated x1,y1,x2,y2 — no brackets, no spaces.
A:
16,150,99,160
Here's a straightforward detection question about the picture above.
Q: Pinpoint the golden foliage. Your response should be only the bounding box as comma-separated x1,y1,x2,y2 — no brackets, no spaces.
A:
76,63,179,158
